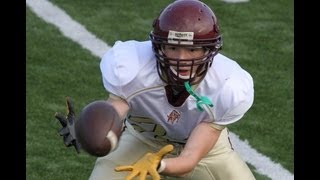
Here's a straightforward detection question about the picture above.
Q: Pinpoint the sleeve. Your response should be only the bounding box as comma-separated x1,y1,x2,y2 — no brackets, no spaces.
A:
100,41,140,98
213,70,254,125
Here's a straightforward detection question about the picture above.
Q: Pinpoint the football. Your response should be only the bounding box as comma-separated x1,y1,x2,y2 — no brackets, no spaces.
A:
75,100,123,157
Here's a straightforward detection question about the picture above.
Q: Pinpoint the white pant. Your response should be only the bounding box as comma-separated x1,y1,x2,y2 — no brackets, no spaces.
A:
89,121,255,180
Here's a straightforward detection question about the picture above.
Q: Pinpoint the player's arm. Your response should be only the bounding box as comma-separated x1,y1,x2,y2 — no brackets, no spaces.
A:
161,121,223,177
106,93,130,121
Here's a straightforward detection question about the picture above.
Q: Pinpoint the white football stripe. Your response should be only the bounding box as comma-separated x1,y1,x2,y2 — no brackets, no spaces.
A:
106,130,118,151
26,0,293,179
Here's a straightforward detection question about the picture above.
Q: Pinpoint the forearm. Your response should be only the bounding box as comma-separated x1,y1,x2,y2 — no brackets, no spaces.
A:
161,122,222,177
161,154,197,176
107,94,129,120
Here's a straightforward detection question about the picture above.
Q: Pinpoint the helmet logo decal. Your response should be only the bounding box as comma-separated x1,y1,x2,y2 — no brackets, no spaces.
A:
167,109,181,124
168,30,194,45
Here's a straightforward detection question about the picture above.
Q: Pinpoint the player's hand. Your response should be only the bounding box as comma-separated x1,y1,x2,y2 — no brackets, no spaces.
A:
115,144,174,180
55,97,81,153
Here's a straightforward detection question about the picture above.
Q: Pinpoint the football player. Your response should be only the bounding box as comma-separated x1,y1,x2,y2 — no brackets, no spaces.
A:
58,0,256,179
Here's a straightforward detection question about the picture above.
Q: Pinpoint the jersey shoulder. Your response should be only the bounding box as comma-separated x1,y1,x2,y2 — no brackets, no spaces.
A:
100,40,155,96
210,53,244,78
208,53,254,124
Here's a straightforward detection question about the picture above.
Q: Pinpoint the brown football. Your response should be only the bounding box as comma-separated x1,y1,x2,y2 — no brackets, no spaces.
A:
75,100,123,157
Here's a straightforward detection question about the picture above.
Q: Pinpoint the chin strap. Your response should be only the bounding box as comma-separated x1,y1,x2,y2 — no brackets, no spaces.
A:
184,81,214,111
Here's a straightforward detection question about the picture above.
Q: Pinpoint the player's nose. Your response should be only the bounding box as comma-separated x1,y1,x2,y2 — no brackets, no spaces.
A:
176,49,192,60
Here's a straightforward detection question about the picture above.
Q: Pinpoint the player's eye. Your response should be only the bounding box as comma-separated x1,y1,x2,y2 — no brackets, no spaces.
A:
188,47,203,52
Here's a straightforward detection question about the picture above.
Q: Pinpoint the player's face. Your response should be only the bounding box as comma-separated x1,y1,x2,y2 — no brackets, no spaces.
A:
162,45,206,79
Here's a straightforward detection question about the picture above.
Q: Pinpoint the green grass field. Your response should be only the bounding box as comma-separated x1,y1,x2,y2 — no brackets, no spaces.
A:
27,0,293,179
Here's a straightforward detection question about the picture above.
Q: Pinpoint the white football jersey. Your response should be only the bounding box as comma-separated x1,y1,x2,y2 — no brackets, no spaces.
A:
100,40,254,143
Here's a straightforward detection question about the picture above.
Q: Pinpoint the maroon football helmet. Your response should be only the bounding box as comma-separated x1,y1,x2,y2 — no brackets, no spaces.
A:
150,0,222,86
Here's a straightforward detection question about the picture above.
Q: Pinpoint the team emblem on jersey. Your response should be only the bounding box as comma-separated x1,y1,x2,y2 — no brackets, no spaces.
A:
167,110,181,124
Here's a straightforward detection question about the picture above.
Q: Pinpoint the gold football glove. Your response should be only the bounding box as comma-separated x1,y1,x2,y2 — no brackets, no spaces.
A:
115,144,174,180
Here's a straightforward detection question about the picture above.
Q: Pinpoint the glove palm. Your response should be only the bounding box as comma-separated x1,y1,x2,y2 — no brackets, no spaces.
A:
55,97,81,153
115,144,174,180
